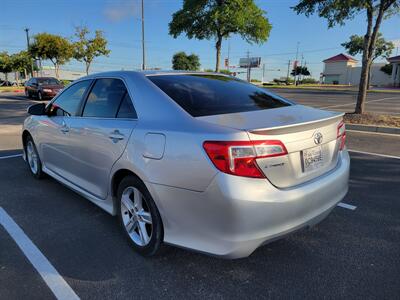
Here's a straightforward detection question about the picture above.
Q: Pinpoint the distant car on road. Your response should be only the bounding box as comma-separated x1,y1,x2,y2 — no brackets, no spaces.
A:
22,71,349,258
24,77,64,100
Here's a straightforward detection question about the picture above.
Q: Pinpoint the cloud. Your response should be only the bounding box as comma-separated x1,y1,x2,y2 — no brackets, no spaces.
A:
103,0,140,22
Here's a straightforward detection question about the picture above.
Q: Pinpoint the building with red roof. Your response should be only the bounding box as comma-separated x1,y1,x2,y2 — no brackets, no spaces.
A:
322,53,392,86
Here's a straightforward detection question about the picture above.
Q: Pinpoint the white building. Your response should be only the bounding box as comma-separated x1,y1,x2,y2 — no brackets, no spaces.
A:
387,55,400,87
322,53,392,86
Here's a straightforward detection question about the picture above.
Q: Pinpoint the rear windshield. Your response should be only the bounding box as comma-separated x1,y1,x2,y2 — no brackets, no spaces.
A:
147,74,292,117
38,78,60,85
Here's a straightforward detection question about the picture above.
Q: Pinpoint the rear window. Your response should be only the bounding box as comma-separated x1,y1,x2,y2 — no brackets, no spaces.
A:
38,78,60,85
147,74,292,117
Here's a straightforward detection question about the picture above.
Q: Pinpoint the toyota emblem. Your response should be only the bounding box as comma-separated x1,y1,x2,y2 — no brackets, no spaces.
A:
314,132,323,145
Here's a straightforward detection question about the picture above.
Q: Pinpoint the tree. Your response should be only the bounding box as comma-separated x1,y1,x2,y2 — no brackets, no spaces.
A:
380,63,393,75
11,51,33,85
292,0,400,114
341,33,394,88
169,0,272,72
29,33,73,79
172,51,201,70
291,66,310,77
0,52,13,82
73,26,110,75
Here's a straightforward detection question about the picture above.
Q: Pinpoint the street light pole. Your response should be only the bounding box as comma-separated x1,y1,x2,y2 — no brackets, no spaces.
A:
294,42,299,85
24,28,34,77
141,0,146,70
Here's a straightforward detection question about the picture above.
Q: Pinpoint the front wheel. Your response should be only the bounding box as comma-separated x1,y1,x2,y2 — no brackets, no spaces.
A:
117,176,163,256
25,137,44,179
37,91,43,100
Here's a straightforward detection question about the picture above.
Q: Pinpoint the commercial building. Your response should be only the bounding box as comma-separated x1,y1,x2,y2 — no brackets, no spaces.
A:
387,55,400,87
321,53,392,86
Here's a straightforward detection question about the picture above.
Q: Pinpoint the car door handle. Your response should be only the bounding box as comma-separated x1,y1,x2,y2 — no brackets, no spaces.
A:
60,122,69,133
109,130,125,142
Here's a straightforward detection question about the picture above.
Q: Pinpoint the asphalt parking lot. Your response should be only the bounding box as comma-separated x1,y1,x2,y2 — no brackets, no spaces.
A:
1,91,400,299
271,88,400,115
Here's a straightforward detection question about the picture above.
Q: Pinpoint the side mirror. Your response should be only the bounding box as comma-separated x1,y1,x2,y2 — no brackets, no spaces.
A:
28,103,46,115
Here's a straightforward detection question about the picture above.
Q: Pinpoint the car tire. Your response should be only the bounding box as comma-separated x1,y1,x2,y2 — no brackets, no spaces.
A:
25,89,30,98
37,91,43,100
117,175,163,256
25,136,44,179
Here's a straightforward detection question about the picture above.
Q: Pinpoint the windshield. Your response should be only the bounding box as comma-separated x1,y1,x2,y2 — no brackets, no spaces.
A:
38,78,61,85
147,74,293,117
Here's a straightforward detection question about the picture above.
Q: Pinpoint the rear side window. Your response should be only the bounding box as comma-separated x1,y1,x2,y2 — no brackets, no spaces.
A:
83,78,136,118
53,80,92,116
117,93,137,118
147,74,292,117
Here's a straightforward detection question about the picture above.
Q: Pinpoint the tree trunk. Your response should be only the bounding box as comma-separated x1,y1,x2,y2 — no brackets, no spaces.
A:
85,62,90,75
55,63,60,79
215,36,222,72
355,3,385,114
367,63,372,90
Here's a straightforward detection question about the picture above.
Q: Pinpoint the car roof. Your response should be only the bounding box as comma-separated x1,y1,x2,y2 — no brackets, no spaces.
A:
81,70,230,79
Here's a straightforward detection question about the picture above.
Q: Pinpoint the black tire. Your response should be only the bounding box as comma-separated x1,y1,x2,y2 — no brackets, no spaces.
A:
117,175,163,256
25,89,30,98
37,91,43,100
25,136,44,179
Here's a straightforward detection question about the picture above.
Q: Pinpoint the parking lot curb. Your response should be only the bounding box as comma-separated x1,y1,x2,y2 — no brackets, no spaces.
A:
346,124,400,135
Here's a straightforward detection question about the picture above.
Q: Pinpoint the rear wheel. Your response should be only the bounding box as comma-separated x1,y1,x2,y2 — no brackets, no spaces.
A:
25,137,44,179
117,176,163,256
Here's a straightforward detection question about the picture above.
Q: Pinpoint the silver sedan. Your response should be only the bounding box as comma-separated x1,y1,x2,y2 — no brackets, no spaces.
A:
22,71,349,258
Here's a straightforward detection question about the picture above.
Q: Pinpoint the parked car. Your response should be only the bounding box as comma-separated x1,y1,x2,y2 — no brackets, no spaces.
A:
22,71,349,258
24,77,64,100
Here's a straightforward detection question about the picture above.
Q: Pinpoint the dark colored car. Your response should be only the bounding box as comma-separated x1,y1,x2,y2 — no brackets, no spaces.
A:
25,77,64,100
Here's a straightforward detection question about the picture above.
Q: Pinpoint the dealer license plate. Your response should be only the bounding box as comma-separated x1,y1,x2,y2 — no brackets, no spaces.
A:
302,145,324,173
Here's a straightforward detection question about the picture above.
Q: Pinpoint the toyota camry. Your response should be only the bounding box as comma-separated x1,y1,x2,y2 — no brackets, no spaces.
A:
22,71,349,258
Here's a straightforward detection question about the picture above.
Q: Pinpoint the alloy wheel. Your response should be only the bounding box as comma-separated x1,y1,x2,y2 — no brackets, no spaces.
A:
120,186,153,246
26,140,38,174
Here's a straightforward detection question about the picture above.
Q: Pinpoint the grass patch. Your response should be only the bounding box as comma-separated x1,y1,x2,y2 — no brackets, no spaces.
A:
0,86,24,92
344,113,400,128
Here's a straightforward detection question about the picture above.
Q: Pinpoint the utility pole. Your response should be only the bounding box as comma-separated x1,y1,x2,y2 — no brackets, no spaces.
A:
299,54,304,83
24,28,34,77
227,39,230,72
286,60,291,82
294,42,299,85
141,0,146,70
246,50,251,82
262,63,265,84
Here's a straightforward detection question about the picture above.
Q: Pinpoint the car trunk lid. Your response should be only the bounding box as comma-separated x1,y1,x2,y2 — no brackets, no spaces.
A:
197,105,344,188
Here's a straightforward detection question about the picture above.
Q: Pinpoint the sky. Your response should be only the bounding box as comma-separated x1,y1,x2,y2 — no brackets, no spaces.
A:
2,0,400,81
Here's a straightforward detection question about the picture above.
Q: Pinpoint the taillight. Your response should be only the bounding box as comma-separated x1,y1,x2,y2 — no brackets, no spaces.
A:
337,121,346,150
203,140,288,178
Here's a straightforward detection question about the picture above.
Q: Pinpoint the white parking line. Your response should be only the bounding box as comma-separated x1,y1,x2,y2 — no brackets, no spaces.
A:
0,153,22,160
346,129,400,137
348,149,400,160
320,96,400,109
0,207,80,300
337,202,357,210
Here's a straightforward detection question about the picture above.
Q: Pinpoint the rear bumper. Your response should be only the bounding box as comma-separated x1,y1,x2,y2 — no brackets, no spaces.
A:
41,91,57,98
150,150,350,258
